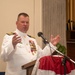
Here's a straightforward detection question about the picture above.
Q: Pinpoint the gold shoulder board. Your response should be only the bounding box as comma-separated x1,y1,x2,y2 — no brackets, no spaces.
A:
6,32,15,35
28,35,35,39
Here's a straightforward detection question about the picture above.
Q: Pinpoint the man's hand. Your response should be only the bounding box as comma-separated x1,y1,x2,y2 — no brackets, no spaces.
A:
12,33,21,48
50,35,60,46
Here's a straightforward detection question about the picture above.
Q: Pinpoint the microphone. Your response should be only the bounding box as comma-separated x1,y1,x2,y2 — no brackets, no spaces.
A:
37,32,49,44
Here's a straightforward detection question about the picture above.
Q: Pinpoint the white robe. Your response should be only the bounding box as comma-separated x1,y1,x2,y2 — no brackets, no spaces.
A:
0,29,56,75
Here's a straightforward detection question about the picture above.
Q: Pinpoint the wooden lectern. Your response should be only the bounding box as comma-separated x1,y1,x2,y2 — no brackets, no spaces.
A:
22,60,36,75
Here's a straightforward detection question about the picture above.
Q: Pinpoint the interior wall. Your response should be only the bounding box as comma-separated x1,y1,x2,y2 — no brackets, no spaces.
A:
0,0,42,72
42,0,66,46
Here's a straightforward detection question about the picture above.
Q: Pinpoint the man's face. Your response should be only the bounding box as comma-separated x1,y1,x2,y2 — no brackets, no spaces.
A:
16,15,29,33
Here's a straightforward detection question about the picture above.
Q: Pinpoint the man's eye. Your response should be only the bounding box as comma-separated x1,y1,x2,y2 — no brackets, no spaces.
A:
21,21,25,23
26,22,29,24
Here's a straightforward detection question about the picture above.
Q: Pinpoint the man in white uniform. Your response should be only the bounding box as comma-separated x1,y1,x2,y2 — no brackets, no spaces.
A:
0,12,60,75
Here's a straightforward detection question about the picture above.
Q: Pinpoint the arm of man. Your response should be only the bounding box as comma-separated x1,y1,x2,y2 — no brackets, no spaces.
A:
0,33,20,62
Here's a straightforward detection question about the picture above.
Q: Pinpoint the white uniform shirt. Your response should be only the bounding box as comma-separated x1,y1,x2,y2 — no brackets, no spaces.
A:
0,29,57,75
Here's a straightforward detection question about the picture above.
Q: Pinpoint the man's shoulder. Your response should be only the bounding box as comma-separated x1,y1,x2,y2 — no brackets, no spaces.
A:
6,32,15,36
3,32,14,40
27,35,35,39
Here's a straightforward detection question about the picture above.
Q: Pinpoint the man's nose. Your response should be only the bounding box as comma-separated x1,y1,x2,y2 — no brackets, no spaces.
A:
24,22,27,25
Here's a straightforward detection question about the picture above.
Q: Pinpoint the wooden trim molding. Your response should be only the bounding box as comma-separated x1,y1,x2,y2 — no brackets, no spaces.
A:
66,0,75,30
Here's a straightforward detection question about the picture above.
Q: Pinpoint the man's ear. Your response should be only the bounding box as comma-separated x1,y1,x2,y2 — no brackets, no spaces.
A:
16,21,18,26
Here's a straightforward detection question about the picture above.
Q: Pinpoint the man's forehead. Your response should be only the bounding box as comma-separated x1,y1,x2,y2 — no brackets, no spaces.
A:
18,15,29,21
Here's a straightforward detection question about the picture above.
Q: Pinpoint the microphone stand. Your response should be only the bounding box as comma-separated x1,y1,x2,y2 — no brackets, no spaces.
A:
62,56,67,75
43,39,75,75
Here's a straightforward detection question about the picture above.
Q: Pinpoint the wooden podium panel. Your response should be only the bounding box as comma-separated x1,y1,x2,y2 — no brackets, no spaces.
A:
22,60,36,75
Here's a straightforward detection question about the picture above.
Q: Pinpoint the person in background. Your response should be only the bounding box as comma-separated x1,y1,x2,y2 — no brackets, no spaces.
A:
0,12,60,75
